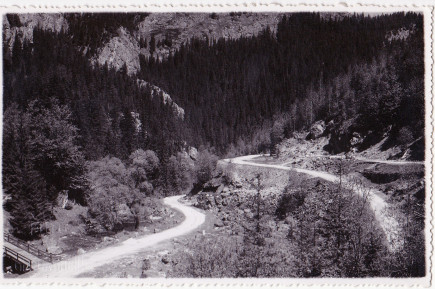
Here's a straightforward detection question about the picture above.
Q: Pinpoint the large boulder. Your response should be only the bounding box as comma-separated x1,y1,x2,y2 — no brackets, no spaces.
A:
324,119,354,154
214,219,224,227
306,120,326,140
202,171,225,193
77,248,86,255
194,193,215,210
187,146,198,160
202,178,222,192
56,191,69,208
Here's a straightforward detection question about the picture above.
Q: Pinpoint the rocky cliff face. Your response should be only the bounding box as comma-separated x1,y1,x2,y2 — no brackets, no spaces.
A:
95,27,141,75
3,13,68,50
4,12,282,76
386,25,416,42
98,13,283,74
137,79,185,120
136,13,282,58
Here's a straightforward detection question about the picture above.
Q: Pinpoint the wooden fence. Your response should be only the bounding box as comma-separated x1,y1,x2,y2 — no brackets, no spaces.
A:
4,233,62,263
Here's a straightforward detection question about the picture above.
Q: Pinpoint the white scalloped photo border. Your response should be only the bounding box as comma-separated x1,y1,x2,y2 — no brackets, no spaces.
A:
0,0,433,288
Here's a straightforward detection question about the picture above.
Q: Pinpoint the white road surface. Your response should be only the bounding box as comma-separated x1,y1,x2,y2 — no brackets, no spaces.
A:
226,154,403,251
29,195,205,278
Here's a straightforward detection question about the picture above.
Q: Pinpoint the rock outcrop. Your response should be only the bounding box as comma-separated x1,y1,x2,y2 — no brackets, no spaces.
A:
137,79,185,119
324,118,356,154
95,27,141,75
136,13,283,61
306,120,326,140
3,14,68,51
386,24,416,42
89,13,284,75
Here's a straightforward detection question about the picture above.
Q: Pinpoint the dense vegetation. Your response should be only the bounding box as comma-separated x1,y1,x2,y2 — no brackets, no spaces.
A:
172,166,424,277
140,12,423,155
65,13,149,55
3,28,190,161
2,11,425,272
171,172,387,277
2,27,198,239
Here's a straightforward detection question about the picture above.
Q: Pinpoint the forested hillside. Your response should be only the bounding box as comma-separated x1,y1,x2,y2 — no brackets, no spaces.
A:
140,12,423,155
2,12,424,243
3,27,196,239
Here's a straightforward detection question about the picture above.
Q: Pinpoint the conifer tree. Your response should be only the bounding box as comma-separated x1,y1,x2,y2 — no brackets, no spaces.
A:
9,160,53,240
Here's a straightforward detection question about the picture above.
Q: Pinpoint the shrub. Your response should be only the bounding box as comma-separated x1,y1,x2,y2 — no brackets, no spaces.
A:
275,190,306,220
86,156,143,230
397,126,414,147
194,147,218,184
129,149,160,180
287,180,389,277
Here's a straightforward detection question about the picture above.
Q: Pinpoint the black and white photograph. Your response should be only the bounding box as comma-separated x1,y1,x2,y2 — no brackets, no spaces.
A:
0,2,432,285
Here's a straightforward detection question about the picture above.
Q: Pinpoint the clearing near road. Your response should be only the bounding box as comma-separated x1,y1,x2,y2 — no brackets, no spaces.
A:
28,195,205,278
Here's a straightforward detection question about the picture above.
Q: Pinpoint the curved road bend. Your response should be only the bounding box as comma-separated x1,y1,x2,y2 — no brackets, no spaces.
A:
29,195,205,278
226,154,402,251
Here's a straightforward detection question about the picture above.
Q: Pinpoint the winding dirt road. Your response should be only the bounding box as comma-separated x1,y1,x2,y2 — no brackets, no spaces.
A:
29,195,205,278
26,154,408,278
227,154,403,252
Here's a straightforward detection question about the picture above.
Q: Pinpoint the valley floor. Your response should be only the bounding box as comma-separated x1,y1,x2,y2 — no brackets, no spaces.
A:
24,196,206,278
11,144,425,278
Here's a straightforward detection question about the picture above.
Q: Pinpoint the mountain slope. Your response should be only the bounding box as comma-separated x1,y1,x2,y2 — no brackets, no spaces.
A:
92,12,283,74
139,12,424,154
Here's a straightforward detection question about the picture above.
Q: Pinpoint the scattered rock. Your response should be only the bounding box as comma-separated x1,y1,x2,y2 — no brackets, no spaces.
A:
64,201,73,210
350,132,363,147
103,236,115,243
214,219,224,227
216,184,225,194
157,250,169,257
233,180,243,188
214,195,222,206
77,248,86,255
161,255,170,264
202,178,222,192
283,215,296,225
